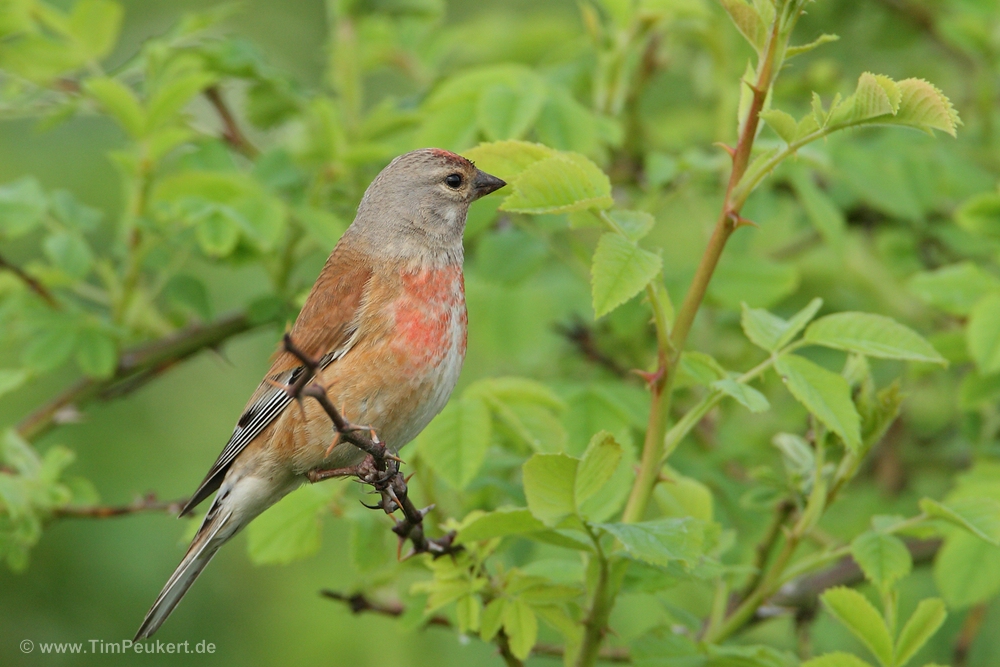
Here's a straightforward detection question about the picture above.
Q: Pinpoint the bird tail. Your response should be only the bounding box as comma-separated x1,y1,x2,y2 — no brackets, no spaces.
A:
134,506,234,641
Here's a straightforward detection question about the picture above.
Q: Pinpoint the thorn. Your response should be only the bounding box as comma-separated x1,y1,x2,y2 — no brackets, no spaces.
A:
714,142,736,159
360,500,382,510
324,432,342,457
727,211,758,230
404,472,415,484
631,366,664,388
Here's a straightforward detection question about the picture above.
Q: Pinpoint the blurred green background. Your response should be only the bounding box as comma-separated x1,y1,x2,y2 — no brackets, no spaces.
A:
2,0,1000,665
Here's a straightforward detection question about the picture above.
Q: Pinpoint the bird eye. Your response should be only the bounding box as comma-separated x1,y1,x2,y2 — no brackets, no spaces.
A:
445,173,463,189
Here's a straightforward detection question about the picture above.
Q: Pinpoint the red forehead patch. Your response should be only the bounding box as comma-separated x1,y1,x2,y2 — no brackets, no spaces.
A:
428,148,472,167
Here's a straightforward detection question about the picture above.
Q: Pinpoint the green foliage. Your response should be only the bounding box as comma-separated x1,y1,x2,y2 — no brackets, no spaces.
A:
3,0,1000,664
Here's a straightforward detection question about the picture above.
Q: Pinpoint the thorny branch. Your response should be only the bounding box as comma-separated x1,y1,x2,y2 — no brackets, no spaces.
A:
320,590,632,664
280,333,459,559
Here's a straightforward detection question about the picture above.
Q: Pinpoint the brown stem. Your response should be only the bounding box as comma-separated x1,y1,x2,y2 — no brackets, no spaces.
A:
52,494,186,519
738,500,794,602
320,591,632,663
555,318,628,378
954,603,987,667
17,312,255,442
204,86,259,159
0,252,58,308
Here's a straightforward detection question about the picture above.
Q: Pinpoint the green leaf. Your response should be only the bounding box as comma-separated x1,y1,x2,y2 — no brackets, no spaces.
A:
196,208,240,256
481,597,505,642
775,355,862,450
457,508,546,544
462,140,555,184
146,72,216,133
75,327,116,379
68,0,123,60
501,154,613,214
711,378,770,413
891,78,961,137
966,294,1000,375
792,170,846,250
955,192,1000,239
821,587,894,667
477,78,546,141
22,320,78,372
933,530,1000,608
894,598,946,667
417,397,491,490
760,109,798,144
591,233,661,318
804,312,945,364
920,497,1000,545
741,298,823,352
0,369,29,399
850,531,912,591
908,262,1000,316
502,598,538,660
719,0,766,51
522,454,578,526
801,654,874,667
84,77,145,138
785,34,840,59
575,431,622,505
0,177,47,237
246,484,335,564
164,274,213,321
675,351,726,388
599,518,707,567
610,209,655,242
43,231,93,279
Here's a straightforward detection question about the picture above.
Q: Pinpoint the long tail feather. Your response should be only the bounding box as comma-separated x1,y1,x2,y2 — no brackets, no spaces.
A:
134,509,233,641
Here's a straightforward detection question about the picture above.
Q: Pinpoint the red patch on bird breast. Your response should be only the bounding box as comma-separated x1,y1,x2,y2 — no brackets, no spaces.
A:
392,265,466,366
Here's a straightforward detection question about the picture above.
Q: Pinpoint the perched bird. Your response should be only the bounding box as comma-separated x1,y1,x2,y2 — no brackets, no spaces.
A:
135,148,505,640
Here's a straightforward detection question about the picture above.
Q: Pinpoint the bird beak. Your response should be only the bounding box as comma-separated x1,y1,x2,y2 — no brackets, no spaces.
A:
471,169,506,199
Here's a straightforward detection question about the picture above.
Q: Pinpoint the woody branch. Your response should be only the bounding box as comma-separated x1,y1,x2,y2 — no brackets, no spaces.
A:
280,333,459,558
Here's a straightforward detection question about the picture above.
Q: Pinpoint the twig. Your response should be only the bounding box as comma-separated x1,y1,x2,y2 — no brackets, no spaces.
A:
738,499,794,603
281,334,459,558
204,86,259,159
0,252,58,308
954,603,987,667
18,312,255,442
555,318,628,377
52,493,186,519
320,590,632,663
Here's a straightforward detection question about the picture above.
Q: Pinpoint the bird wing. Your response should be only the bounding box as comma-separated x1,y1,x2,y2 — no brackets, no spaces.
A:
179,243,374,516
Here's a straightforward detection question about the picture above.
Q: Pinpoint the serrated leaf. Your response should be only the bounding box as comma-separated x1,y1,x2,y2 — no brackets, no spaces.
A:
591,233,662,318
501,154,613,214
457,508,546,544
892,78,961,137
711,378,770,413
821,587,894,667
775,355,861,450
522,454,578,526
760,109,798,143
575,431,621,505
894,598,946,667
418,396,491,490
718,0,766,52
920,497,1000,545
464,141,556,184
850,531,912,591
804,312,945,364
481,597,505,641
84,77,145,138
477,78,546,141
966,294,1000,375
741,298,823,352
599,518,707,567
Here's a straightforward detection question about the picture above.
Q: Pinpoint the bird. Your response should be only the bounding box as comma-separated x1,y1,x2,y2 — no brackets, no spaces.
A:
134,148,506,640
